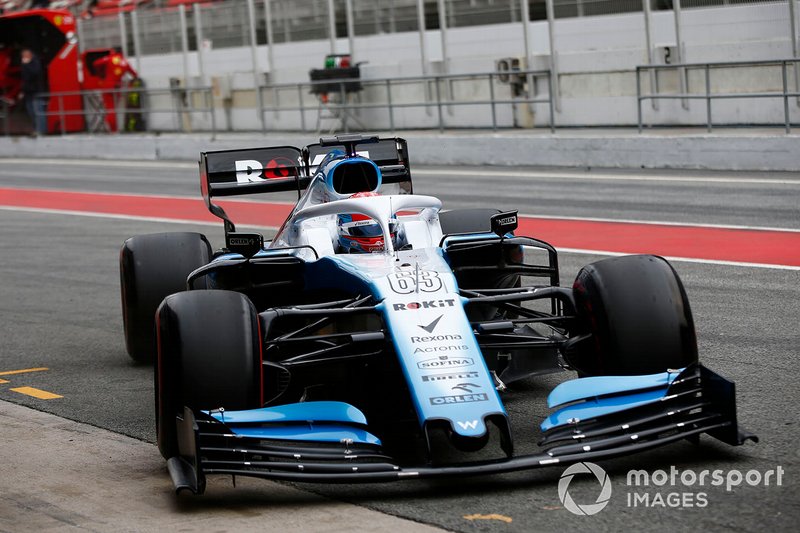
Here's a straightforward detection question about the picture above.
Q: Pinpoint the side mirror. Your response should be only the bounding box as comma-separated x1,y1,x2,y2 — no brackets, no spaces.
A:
226,232,264,258
490,210,518,238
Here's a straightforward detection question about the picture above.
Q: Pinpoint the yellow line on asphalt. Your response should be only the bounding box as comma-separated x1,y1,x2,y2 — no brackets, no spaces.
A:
10,387,62,400
0,378,8,384
0,367,49,376
463,514,513,523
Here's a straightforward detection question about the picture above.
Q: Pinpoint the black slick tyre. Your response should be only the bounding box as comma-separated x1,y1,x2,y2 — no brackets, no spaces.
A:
120,232,211,363
155,290,262,459
571,254,698,376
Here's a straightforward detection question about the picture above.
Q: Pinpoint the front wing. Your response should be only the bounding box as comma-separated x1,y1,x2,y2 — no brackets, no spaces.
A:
167,364,756,494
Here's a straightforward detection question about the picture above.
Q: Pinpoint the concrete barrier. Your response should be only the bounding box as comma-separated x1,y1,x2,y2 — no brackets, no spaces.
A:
0,131,797,171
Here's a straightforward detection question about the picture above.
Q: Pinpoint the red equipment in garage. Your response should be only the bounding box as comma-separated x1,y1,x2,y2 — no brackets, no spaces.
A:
0,8,139,134
82,47,138,132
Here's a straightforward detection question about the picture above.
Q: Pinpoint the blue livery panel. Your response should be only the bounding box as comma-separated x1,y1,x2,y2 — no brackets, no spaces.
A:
206,401,368,426
224,425,381,445
370,255,507,439
547,369,684,408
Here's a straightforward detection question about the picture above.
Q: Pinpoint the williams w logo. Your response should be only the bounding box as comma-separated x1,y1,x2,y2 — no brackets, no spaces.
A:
558,462,612,516
457,420,478,430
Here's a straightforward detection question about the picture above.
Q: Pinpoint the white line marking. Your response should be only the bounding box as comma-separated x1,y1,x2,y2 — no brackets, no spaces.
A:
0,158,196,169
0,206,795,270
0,206,279,230
416,168,800,185
0,185,297,206
558,247,800,271
518,213,800,233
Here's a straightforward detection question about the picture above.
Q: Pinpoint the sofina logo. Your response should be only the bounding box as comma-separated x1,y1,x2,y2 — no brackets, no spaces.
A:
558,462,612,516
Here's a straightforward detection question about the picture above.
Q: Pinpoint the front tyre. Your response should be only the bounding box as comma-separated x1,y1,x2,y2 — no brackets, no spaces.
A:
155,290,262,459
569,254,698,376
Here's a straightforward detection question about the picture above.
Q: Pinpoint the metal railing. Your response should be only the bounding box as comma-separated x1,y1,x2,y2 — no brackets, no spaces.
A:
1,70,552,135
257,69,555,133
636,59,800,133
0,86,215,136
78,0,792,54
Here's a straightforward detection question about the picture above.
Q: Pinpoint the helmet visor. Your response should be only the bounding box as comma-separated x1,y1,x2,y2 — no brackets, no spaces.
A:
342,221,397,238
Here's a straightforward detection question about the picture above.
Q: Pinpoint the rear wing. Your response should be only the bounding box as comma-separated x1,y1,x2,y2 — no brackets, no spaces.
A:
199,135,412,233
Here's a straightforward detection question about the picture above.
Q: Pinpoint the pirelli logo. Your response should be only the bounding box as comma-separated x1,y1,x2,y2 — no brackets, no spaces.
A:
421,371,480,382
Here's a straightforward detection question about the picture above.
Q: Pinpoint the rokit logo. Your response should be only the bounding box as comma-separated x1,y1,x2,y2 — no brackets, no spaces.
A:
234,157,296,183
421,371,480,382
417,356,474,369
393,299,455,311
429,393,488,405
411,334,463,343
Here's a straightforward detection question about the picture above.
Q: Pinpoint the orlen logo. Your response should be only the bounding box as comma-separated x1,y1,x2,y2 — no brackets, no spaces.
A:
429,393,488,405
393,299,455,311
228,237,256,246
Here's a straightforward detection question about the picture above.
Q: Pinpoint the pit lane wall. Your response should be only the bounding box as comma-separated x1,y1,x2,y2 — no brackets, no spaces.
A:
1,130,797,171
130,3,795,131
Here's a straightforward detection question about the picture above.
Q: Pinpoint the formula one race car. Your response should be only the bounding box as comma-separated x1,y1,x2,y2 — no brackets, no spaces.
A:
119,134,756,494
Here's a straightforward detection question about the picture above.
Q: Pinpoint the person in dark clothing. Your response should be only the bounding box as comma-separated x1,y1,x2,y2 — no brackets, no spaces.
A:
19,48,48,135
30,1,51,8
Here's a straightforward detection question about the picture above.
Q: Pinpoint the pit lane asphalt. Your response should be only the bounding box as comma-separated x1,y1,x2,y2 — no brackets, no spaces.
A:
0,160,798,532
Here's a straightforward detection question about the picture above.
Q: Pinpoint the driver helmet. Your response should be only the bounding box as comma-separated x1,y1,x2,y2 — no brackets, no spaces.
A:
337,192,398,253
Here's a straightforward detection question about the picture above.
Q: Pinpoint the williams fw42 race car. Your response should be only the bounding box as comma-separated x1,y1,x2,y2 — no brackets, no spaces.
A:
119,134,756,495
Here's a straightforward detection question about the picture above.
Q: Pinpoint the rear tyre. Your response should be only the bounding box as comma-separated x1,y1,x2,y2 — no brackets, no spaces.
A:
120,232,211,363
155,290,262,459
570,254,698,376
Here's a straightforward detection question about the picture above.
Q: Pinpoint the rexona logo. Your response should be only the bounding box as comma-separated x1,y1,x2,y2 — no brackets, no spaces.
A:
393,299,455,311
414,345,468,354
417,356,474,369
411,334,462,343
421,371,480,382
429,393,488,405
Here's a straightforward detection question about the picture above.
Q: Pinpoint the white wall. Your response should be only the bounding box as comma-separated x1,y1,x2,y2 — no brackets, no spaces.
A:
134,3,797,130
